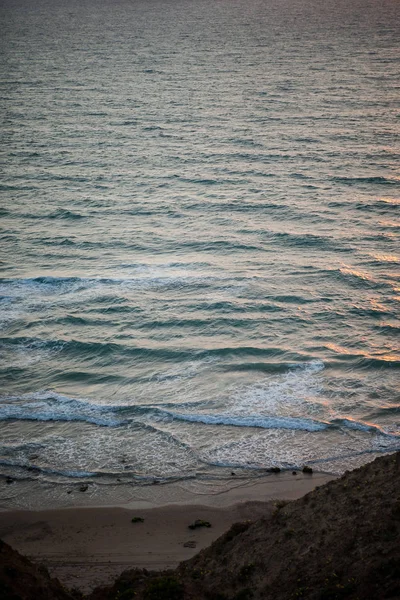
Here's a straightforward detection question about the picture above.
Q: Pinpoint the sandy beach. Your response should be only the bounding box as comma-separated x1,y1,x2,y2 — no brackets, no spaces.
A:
0,471,333,593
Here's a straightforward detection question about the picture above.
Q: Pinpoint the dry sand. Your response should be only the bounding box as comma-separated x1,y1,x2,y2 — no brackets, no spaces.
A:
0,471,334,594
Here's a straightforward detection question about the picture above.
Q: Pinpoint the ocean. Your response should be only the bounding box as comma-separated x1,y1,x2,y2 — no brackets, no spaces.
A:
1,0,399,507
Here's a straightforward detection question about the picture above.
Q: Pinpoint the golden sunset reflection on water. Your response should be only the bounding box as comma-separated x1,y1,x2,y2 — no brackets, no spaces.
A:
0,0,399,498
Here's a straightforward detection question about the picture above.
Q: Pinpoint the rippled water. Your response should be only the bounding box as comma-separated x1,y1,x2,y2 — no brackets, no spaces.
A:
1,0,399,494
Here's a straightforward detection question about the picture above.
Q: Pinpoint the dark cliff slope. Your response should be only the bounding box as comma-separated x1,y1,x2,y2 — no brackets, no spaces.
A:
0,538,74,600
89,452,400,600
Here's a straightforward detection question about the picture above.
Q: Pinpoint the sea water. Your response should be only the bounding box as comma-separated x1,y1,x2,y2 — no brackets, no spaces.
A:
0,0,399,503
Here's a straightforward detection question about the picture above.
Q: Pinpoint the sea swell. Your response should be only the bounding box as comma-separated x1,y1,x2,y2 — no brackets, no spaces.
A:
1,390,398,440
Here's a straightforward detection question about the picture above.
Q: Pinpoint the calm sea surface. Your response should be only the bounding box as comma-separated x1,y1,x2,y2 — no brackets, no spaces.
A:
1,0,399,501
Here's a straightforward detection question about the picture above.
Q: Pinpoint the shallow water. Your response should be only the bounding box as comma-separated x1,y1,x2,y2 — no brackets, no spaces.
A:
0,0,399,497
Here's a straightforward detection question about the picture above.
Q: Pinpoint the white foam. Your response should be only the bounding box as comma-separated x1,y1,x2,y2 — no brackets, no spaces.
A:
199,423,400,473
0,392,125,427
0,422,200,480
213,359,327,426
164,411,327,432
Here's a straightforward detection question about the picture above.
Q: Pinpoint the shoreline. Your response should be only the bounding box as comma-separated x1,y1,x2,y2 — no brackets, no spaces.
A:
0,471,334,593
0,469,335,511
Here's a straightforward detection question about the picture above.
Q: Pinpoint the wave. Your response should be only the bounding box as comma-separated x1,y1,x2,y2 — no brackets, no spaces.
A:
349,305,393,318
355,357,400,369
0,457,196,483
184,200,292,214
0,392,126,427
175,240,264,253
47,209,86,220
270,294,320,304
221,362,310,374
1,388,398,439
0,460,96,479
331,176,399,186
364,406,400,420
338,266,379,287
318,266,392,291
367,253,400,265
326,353,400,369
164,411,327,432
270,231,348,252
326,198,400,214
329,418,395,436
5,209,87,220
0,271,216,296
373,323,400,334
0,336,306,362
134,316,260,331
0,275,85,288
192,300,282,313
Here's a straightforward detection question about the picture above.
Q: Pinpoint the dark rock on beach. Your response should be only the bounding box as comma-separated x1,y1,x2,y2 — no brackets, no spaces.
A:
131,517,144,524
302,465,313,474
188,520,212,530
268,467,281,473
